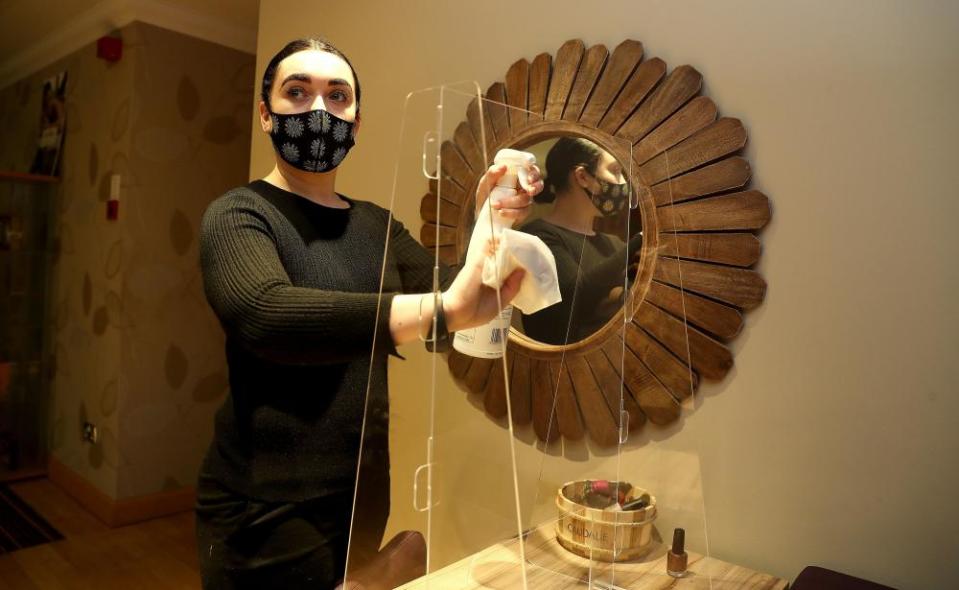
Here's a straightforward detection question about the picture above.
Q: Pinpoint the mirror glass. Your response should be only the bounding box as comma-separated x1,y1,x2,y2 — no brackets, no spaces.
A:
512,136,643,346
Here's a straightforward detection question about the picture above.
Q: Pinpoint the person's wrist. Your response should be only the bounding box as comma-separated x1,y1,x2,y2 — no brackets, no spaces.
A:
424,292,451,353
442,290,465,333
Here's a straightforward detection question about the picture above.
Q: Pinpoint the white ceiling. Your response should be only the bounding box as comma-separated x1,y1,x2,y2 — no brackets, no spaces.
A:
0,0,260,89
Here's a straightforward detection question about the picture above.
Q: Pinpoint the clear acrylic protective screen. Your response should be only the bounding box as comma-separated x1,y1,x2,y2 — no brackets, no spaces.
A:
344,81,712,589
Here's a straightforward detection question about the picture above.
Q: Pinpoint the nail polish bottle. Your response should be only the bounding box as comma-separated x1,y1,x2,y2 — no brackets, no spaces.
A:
667,527,688,578
621,492,651,511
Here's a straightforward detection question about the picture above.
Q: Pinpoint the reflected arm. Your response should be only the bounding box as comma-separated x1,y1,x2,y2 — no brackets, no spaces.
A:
540,230,643,308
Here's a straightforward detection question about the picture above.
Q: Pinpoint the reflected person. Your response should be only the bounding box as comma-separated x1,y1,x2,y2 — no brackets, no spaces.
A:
520,137,643,345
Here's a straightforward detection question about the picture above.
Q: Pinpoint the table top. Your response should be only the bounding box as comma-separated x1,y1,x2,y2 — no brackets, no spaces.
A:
396,525,788,589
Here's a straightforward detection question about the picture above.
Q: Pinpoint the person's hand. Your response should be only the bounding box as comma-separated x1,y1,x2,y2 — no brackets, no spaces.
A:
474,163,544,224
443,238,526,332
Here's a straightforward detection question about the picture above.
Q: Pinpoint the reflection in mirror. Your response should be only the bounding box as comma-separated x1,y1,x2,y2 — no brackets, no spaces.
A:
515,136,643,345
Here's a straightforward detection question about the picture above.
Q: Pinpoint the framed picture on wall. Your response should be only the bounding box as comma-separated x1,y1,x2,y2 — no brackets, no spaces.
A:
28,71,68,177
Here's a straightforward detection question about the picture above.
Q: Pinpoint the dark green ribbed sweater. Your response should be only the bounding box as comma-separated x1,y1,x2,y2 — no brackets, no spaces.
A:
519,218,642,345
199,180,450,502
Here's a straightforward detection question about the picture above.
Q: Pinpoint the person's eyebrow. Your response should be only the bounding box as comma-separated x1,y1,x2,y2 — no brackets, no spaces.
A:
280,73,311,86
327,78,353,90
280,73,352,91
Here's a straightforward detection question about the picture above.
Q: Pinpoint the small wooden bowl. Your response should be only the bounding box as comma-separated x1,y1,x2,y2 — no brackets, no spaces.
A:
555,480,657,562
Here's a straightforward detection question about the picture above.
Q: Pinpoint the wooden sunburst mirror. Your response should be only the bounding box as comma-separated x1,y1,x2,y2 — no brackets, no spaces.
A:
419,39,770,447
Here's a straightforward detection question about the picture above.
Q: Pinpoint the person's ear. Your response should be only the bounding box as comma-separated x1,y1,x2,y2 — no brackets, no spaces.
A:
258,100,272,133
573,165,592,191
351,112,361,138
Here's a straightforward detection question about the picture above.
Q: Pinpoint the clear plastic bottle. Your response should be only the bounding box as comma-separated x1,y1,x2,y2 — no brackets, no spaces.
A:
452,149,536,359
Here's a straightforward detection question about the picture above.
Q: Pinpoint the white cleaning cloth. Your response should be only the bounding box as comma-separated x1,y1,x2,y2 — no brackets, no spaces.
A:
467,197,561,314
481,228,561,313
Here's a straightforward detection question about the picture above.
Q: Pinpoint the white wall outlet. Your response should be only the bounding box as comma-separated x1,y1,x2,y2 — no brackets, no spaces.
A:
82,422,99,444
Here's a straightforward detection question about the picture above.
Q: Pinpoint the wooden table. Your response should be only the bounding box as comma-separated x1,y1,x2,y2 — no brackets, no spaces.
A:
396,525,788,589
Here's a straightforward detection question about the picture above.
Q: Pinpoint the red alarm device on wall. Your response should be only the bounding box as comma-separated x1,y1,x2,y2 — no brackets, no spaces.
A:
107,174,120,220
97,36,122,62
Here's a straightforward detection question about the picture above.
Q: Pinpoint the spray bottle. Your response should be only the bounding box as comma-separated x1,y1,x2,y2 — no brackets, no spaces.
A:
452,148,536,359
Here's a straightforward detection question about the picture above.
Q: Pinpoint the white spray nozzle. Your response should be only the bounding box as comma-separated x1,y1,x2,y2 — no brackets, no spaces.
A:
493,148,536,190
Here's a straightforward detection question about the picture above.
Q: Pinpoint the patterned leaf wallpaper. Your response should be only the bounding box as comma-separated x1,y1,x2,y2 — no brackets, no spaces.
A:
0,22,254,500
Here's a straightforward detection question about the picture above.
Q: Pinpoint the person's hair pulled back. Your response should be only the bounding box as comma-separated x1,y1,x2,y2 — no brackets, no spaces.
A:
535,136,604,204
261,38,361,114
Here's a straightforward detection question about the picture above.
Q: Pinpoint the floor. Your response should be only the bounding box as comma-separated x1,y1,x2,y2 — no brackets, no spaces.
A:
0,478,200,589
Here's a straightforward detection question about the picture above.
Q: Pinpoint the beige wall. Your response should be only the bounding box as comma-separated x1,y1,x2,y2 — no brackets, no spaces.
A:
254,1,959,588
0,25,139,497
116,22,255,499
0,22,254,501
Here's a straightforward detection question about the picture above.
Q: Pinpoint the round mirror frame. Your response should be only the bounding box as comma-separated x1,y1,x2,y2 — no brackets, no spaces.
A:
472,122,654,355
419,39,770,447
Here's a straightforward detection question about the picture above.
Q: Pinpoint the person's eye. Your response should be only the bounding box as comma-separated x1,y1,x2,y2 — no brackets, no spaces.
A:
330,90,348,102
287,86,307,99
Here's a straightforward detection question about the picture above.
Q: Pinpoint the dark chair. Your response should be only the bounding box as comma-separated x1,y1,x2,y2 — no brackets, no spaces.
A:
792,565,898,590
335,530,427,590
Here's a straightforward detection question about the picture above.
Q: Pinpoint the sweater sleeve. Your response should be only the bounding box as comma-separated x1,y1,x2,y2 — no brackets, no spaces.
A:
387,213,458,293
538,230,643,309
576,232,644,301
199,192,397,365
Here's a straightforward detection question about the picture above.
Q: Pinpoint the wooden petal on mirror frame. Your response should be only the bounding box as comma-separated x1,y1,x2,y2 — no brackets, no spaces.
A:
484,356,511,419
485,82,510,142
580,39,644,128
509,350,532,426
483,98,500,149
472,95,497,150
604,334,682,426
466,98,491,162
420,193,460,227
440,141,472,191
655,257,767,310
617,65,703,144
429,176,467,207
650,156,751,206
585,346,646,433
454,121,483,172
464,357,495,396
658,190,771,232
634,300,734,381
563,44,608,123
505,59,530,131
633,96,717,166
566,354,620,446
531,359,560,443
551,361,586,441
645,280,744,341
638,117,748,184
431,246,458,266
657,232,761,267
598,57,666,136
545,39,585,121
528,53,551,123
420,223,457,248
623,322,697,402
448,349,474,388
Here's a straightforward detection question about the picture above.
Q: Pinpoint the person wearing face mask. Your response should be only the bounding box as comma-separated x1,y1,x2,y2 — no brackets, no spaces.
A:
194,38,542,590
519,137,643,345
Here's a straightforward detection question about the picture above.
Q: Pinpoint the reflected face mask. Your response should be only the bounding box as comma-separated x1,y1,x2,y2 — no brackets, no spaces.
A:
268,108,355,173
584,170,630,217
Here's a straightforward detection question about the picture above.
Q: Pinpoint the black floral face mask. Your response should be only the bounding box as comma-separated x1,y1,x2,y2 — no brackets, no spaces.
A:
268,108,355,173
583,170,631,217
